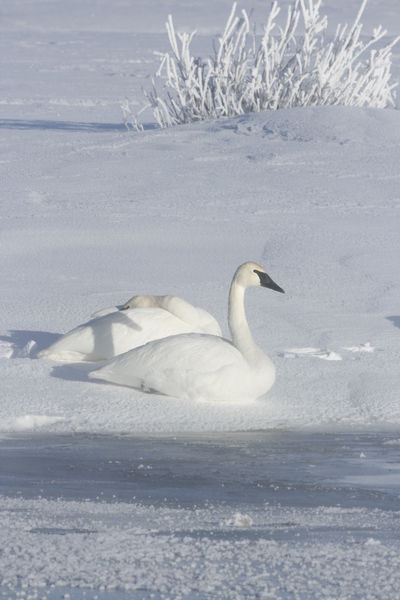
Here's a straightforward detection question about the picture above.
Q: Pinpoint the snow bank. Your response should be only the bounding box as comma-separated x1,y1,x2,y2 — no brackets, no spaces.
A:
13,414,65,431
1,105,400,434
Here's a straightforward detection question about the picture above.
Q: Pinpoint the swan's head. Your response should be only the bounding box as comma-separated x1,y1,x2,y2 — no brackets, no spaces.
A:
235,262,285,293
120,295,158,310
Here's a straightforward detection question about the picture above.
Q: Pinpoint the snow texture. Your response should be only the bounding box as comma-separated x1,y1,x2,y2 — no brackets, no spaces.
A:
2,102,400,433
1,0,400,596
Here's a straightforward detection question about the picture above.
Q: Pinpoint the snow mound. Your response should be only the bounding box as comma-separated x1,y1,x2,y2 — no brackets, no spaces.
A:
226,512,254,528
283,347,343,360
343,343,375,353
13,415,65,431
0,341,14,359
206,106,400,145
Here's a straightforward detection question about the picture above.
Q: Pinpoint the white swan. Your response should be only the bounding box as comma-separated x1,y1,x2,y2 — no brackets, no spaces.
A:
88,262,284,401
37,294,221,363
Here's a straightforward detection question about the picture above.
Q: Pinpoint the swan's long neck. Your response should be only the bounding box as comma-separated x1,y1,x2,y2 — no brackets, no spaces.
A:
228,280,263,365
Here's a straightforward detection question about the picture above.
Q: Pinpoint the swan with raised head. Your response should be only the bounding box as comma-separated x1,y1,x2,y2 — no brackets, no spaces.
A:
37,294,221,363
89,262,284,401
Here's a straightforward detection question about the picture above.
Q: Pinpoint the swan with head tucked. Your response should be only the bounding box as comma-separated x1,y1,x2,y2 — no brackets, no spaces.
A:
37,294,221,363
88,262,284,401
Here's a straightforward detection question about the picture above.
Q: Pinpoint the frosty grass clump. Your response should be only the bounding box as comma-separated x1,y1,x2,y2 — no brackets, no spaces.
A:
123,0,399,129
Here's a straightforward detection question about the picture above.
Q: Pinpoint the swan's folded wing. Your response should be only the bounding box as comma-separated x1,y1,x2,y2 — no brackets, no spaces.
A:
156,296,221,336
194,308,222,336
89,333,244,400
38,308,196,362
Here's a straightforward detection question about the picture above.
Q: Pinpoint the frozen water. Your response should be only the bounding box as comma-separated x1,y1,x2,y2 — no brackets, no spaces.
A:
1,432,400,597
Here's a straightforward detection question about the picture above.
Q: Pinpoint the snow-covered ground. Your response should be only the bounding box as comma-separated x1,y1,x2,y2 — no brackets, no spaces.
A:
1,0,400,596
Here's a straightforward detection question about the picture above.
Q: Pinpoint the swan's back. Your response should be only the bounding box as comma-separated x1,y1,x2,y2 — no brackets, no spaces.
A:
89,333,274,402
37,308,211,362
124,295,221,337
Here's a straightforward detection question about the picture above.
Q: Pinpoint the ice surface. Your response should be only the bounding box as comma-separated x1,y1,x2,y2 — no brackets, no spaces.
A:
1,432,400,598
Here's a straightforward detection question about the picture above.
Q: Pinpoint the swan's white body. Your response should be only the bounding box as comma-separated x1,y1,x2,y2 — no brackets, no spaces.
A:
89,262,284,402
37,295,221,363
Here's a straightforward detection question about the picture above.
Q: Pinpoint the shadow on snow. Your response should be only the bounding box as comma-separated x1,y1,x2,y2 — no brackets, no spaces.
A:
0,329,60,357
0,118,127,132
0,118,158,132
386,316,400,330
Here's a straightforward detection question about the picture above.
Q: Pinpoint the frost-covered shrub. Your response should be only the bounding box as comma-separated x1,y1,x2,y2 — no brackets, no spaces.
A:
124,0,399,129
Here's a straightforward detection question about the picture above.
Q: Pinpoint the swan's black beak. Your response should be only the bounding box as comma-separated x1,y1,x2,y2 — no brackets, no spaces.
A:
254,270,285,293
118,304,129,311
